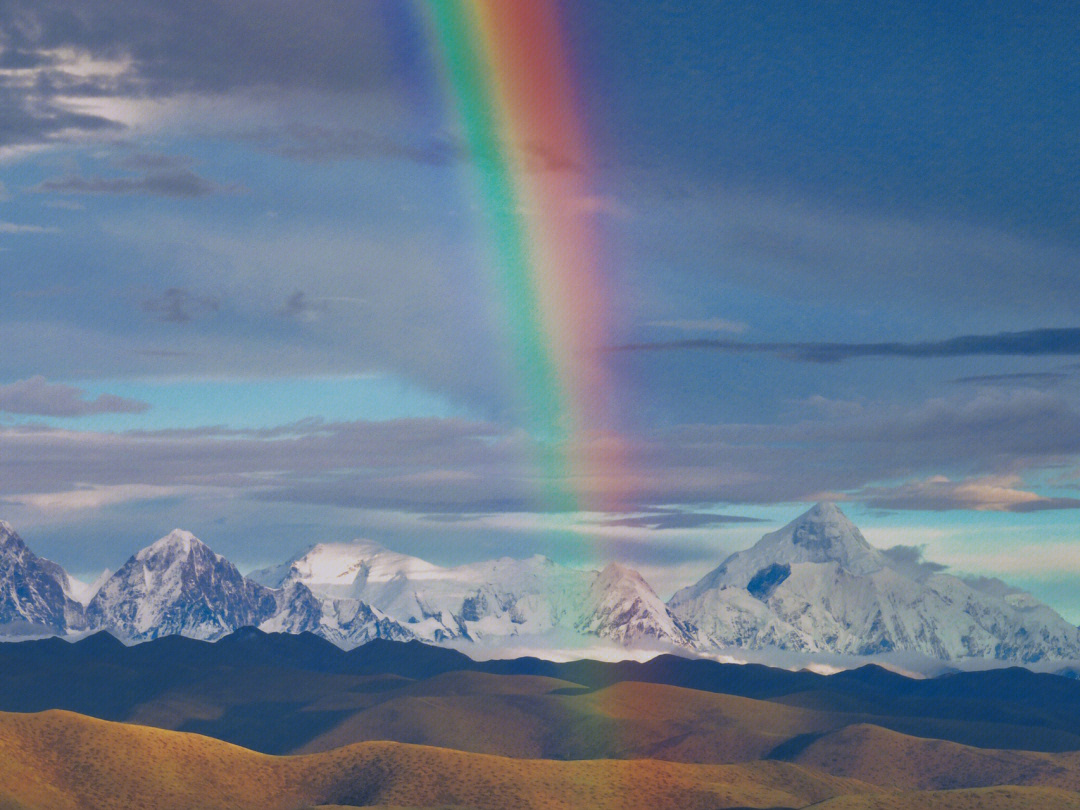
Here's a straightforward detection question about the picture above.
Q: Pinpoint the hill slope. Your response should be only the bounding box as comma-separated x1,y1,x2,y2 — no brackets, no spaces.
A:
0,709,873,810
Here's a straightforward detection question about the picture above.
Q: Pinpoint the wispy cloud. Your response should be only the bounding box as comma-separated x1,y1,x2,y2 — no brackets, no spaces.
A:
611,327,1080,363
0,221,56,234
600,510,764,530
140,288,220,323
0,376,149,417
649,318,748,334
2,483,184,513
35,169,239,198
855,475,1080,513
951,372,1068,386
277,290,327,320
880,544,949,581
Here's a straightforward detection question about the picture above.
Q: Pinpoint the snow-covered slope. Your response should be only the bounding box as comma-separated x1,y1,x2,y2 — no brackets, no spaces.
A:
261,539,694,649
64,568,111,607
670,503,1080,662
0,521,85,633
578,563,696,646
86,530,278,641
261,581,415,648
3,511,1077,665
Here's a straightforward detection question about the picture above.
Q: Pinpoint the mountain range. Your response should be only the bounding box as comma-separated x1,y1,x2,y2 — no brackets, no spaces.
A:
2,504,1078,666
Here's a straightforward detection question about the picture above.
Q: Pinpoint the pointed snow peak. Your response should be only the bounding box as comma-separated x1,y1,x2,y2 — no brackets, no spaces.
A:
598,561,644,585
781,501,876,562
799,501,852,526
136,529,214,562
0,520,25,551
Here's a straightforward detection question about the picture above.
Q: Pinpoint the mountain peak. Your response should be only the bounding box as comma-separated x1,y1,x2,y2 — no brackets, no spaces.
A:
0,520,25,551
780,501,875,563
597,561,643,584
136,529,211,562
806,501,845,519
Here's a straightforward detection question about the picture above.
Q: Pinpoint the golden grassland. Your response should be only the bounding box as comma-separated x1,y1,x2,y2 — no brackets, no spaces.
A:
793,723,1080,792
294,676,837,760
121,667,1080,765
5,705,1080,809
804,785,1080,810
0,709,873,810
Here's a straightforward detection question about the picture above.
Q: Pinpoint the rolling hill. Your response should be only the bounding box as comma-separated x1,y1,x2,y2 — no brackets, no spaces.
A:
0,709,874,810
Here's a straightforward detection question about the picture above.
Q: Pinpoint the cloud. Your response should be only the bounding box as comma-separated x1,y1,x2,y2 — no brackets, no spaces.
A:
140,288,220,323
35,169,238,197
2,388,1079,519
277,290,327,320
246,125,466,165
0,376,148,417
610,327,1080,363
1,484,184,513
601,510,764,530
855,475,1080,513
936,542,1080,579
959,575,1024,599
627,184,1080,321
649,318,748,334
951,372,1068,386
0,1,407,149
0,221,55,234
109,151,193,171
880,544,949,581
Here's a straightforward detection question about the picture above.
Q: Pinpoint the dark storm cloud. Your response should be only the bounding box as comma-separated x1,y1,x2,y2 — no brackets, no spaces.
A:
612,328,1080,363
140,288,220,323
35,169,236,198
0,376,148,417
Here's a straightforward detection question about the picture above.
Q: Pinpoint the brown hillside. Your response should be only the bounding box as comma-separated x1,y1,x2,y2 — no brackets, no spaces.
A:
297,678,837,761
805,785,1080,810
0,709,873,810
793,723,1080,792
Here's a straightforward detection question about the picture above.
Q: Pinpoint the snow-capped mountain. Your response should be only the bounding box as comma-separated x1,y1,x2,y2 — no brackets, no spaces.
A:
670,503,1080,662
64,568,111,607
86,530,278,641
4,509,1080,665
578,563,696,646
261,580,415,647
254,539,694,649
0,520,86,634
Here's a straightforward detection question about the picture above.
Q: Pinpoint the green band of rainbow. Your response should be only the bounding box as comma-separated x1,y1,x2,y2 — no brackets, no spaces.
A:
423,1,619,525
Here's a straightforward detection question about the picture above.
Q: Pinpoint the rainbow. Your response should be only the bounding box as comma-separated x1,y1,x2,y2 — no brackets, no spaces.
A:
421,1,628,538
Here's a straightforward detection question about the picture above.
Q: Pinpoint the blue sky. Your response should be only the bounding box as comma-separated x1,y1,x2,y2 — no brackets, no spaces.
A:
2,1,1080,614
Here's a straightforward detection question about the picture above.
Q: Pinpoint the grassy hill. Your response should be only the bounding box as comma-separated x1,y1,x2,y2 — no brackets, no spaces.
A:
0,709,874,810
792,723,1080,792
4,709,1080,809
293,677,836,761
805,786,1080,810
8,631,1080,758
